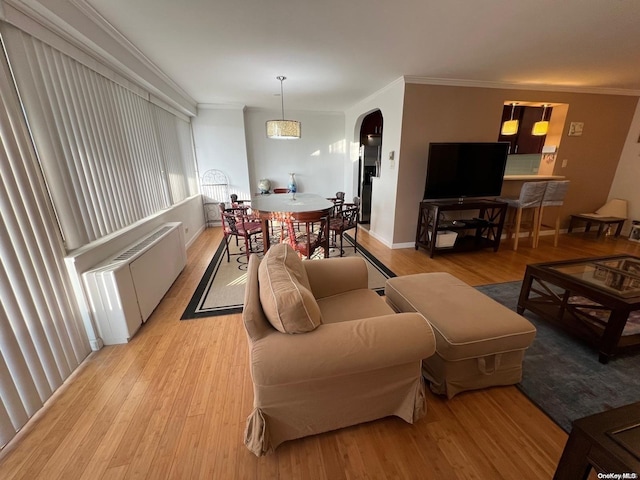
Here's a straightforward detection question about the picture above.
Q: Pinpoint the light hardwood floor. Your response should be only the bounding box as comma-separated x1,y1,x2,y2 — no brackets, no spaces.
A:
2,226,639,479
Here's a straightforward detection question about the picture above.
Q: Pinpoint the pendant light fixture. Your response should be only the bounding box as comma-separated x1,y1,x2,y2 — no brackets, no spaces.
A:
532,104,550,136
266,76,301,139
501,102,519,136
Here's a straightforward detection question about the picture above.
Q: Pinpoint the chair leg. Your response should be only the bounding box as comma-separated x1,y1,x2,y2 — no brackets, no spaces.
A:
532,207,541,248
534,206,544,248
354,225,358,253
513,208,523,251
223,235,231,262
243,235,251,260
553,211,561,247
339,231,344,257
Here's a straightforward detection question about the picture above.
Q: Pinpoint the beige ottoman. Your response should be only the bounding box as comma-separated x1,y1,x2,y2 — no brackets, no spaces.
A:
385,272,536,399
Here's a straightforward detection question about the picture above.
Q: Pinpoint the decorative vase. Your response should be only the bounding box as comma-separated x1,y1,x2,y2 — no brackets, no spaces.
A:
288,173,297,193
258,178,271,194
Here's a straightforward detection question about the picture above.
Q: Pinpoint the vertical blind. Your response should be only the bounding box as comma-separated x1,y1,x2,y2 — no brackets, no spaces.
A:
1,24,198,251
0,40,91,448
0,21,198,449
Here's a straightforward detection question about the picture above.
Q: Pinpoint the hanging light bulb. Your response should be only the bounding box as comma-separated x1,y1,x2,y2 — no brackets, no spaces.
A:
266,76,301,139
501,102,519,136
532,104,550,136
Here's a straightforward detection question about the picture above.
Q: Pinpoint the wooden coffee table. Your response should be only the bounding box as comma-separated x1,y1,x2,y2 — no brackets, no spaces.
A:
554,401,640,479
518,255,640,363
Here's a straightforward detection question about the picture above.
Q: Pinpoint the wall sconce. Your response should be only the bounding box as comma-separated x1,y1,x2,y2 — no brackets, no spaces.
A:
532,104,550,136
266,76,301,139
501,103,519,136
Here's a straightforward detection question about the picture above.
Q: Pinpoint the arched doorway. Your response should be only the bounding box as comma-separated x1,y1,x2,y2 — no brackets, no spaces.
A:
358,110,383,224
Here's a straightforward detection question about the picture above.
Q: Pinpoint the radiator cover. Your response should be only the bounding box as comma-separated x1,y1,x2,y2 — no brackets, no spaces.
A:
82,222,186,345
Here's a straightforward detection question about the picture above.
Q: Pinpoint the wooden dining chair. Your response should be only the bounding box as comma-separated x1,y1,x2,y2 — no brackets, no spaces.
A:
274,211,328,259
219,203,263,261
329,198,359,256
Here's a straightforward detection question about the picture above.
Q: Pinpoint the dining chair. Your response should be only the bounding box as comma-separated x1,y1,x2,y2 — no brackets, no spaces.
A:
275,212,328,259
329,197,360,256
535,180,570,247
219,203,263,261
497,182,547,251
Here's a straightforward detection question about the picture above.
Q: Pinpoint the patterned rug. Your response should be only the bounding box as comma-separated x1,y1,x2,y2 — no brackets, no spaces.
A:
477,281,640,432
181,233,395,319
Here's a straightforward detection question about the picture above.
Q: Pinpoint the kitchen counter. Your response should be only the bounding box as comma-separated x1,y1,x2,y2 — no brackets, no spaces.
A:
503,175,566,181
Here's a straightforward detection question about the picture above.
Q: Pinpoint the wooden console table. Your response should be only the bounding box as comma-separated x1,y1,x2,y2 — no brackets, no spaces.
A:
415,199,507,257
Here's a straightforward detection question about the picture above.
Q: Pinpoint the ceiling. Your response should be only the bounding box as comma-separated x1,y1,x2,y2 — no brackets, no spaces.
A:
84,0,640,112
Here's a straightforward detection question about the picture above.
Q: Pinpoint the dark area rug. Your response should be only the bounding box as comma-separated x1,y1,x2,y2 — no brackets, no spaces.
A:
477,281,640,432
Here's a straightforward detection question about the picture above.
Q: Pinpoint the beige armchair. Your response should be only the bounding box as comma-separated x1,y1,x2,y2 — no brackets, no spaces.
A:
242,244,436,456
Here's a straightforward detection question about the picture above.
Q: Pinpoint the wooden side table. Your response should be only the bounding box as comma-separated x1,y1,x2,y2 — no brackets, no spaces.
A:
554,401,640,479
568,214,626,237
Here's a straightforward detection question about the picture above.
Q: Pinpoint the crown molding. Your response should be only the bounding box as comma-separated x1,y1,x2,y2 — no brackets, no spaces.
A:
198,103,247,111
403,75,640,97
2,0,197,115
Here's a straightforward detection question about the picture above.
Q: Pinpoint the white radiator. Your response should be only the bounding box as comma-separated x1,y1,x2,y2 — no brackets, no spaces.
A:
82,222,186,345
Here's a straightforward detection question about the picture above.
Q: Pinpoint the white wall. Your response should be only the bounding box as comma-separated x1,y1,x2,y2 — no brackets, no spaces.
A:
609,97,640,233
244,108,346,197
345,78,406,247
192,105,252,200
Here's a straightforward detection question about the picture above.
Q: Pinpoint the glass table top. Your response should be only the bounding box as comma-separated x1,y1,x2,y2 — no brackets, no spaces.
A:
547,256,640,298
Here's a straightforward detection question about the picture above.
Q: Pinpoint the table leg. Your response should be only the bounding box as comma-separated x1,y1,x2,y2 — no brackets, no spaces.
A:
517,270,534,314
596,222,605,237
261,218,271,251
324,217,330,258
553,426,594,480
598,309,629,364
614,221,624,237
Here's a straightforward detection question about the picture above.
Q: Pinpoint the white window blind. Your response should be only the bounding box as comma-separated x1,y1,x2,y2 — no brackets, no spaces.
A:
0,43,91,449
0,24,198,250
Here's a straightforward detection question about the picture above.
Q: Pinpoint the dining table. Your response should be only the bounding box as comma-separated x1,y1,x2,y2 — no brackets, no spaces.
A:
251,192,335,257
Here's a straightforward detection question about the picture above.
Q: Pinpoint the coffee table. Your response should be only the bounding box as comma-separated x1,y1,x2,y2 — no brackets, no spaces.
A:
518,255,640,363
554,401,640,479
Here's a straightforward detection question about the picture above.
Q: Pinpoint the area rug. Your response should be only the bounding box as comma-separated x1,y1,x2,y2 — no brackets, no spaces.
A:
476,281,640,433
181,233,395,320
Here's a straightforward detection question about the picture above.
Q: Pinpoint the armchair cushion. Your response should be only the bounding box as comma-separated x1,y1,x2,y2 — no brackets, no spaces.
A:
258,243,322,333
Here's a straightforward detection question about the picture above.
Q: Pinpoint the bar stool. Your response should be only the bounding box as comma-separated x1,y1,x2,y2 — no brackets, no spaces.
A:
497,181,548,251
535,180,570,247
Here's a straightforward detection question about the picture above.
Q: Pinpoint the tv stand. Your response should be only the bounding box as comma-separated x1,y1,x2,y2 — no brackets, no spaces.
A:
415,199,507,257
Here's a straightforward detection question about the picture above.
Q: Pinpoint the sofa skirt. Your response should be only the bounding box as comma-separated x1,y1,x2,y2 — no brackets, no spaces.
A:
244,361,426,456
422,349,525,399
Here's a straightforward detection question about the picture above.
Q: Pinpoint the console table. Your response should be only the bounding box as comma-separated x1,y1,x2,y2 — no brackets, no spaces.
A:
415,199,507,257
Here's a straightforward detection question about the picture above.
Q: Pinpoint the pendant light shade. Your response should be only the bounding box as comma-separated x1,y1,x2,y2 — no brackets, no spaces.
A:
501,103,519,136
532,104,549,136
266,76,301,139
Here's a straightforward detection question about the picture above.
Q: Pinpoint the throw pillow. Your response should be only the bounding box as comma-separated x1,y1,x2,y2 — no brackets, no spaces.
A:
258,243,322,333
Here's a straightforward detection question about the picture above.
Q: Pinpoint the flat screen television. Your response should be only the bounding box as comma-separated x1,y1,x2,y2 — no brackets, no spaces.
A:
423,142,509,200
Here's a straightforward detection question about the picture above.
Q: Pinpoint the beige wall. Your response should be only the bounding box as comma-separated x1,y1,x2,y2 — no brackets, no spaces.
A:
395,83,638,244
